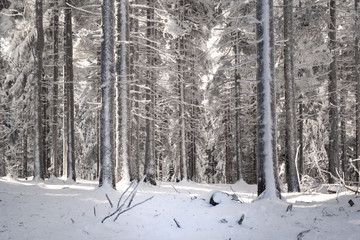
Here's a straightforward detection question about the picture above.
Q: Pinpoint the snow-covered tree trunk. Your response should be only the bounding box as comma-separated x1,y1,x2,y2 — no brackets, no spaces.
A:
144,0,156,185
178,0,187,181
52,1,59,177
256,0,280,198
233,30,242,181
283,0,300,192
115,0,130,183
64,0,76,181
129,2,140,181
355,0,360,182
34,0,45,180
328,0,338,184
99,0,116,188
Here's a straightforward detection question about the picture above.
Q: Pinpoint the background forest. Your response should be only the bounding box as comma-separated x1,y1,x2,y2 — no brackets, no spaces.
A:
1,0,359,191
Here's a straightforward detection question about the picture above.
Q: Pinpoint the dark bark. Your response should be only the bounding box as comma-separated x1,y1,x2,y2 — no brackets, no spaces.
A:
233,30,242,181
284,0,300,192
298,95,304,180
340,89,347,181
355,0,360,182
34,0,45,180
22,130,28,178
144,0,156,185
224,103,232,183
99,0,116,188
328,0,339,184
64,0,76,181
52,2,59,177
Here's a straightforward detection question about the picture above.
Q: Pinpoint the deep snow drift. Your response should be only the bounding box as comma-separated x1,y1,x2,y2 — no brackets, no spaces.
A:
0,177,359,240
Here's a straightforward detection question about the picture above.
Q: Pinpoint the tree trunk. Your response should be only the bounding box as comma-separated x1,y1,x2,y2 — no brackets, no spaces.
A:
34,0,45,180
52,2,59,177
233,30,242,181
99,0,116,188
340,88,347,181
224,102,232,183
115,0,130,183
355,0,360,182
298,95,304,180
256,0,280,198
144,0,156,185
64,0,76,181
328,0,338,184
284,0,300,192
22,130,28,178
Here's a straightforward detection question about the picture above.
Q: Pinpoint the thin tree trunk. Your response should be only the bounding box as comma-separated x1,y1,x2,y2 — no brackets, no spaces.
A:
340,88,347,181
99,0,116,188
22,130,28,178
233,30,242,181
298,95,304,180
328,0,338,184
284,0,300,192
256,0,280,198
64,0,75,181
52,2,59,177
34,0,45,180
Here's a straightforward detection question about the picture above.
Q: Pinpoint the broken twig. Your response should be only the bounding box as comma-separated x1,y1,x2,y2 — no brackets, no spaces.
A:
114,196,154,222
105,194,113,208
297,229,310,240
173,218,181,228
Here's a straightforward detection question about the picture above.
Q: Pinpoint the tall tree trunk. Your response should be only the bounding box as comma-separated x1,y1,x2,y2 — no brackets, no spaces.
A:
130,1,140,181
340,88,348,181
176,0,188,181
52,2,59,177
64,0,76,181
34,0,45,180
256,0,280,198
328,0,338,184
233,30,242,181
284,0,300,192
144,0,156,185
355,0,360,182
298,95,304,180
99,0,116,188
115,0,130,183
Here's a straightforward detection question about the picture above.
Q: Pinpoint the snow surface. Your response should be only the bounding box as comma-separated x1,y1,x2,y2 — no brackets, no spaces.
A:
0,177,359,240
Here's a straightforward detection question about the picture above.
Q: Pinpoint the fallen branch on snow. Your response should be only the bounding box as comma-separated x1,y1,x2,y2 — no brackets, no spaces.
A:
101,175,153,223
297,229,310,240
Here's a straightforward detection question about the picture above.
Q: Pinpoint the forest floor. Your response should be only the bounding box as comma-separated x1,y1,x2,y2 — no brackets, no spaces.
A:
0,176,359,240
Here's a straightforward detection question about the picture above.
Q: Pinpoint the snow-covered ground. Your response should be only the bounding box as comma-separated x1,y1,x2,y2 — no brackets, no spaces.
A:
0,177,359,240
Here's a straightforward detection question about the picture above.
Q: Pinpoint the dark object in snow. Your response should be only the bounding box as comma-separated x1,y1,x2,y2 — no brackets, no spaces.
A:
237,214,245,225
173,218,181,228
93,206,96,216
209,191,240,206
286,204,293,212
106,194,113,208
220,219,228,223
297,229,310,240
348,199,355,207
